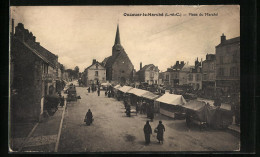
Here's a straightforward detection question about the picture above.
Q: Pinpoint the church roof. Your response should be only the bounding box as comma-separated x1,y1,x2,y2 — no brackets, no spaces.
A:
114,24,121,45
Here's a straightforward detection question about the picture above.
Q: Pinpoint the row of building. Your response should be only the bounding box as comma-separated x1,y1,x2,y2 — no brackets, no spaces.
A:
160,34,240,100
10,21,70,122
81,24,240,102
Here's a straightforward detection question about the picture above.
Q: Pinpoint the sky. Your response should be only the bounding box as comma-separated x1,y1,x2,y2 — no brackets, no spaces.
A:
10,5,240,72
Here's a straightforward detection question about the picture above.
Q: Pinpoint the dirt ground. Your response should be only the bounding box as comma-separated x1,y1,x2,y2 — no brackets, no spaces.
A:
58,87,240,152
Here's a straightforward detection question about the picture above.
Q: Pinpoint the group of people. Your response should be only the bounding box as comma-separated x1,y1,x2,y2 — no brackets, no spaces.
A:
105,87,114,98
87,84,101,96
144,120,165,144
136,100,154,121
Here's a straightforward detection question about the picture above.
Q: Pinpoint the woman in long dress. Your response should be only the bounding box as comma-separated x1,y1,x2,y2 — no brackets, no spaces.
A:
156,121,165,144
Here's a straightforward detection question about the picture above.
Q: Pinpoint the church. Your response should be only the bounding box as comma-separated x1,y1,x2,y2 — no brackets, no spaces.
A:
102,24,134,85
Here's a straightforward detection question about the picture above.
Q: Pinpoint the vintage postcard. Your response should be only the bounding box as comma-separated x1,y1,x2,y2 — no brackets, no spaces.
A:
9,5,240,152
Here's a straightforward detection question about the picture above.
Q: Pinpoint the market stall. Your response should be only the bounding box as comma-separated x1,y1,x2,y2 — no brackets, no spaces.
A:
155,93,187,119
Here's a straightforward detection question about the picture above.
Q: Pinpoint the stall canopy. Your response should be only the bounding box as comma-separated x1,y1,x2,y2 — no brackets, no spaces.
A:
127,88,149,96
113,84,121,89
141,91,161,100
118,86,133,93
101,82,111,86
155,93,186,106
182,100,207,111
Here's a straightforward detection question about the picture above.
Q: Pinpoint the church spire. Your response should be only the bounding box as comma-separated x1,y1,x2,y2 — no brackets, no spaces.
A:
114,24,121,45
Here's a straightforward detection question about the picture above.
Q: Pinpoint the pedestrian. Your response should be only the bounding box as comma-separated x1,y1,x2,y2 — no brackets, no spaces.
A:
150,106,154,122
126,104,131,117
88,87,90,93
105,89,107,96
156,121,165,144
143,121,152,144
136,102,139,115
97,88,100,96
85,109,93,126
60,96,65,107
147,104,151,118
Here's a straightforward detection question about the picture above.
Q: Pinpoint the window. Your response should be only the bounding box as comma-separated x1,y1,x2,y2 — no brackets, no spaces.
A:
166,75,169,81
188,74,193,81
218,68,224,76
203,74,207,80
196,74,201,81
95,71,98,76
155,80,157,84
121,70,125,73
230,67,238,76
150,72,154,78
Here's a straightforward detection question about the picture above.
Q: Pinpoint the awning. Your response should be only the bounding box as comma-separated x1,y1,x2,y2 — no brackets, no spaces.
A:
182,100,207,111
155,93,186,106
141,92,161,100
118,86,133,93
113,84,122,89
101,82,111,86
127,88,149,96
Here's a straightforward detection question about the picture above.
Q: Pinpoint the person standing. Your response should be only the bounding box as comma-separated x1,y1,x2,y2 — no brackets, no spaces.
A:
97,87,100,96
85,109,93,126
150,105,154,122
143,121,152,144
156,121,165,144
88,87,90,93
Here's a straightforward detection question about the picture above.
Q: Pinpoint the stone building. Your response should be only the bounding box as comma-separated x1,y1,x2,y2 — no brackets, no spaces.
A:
202,54,216,98
10,23,60,122
102,24,134,85
136,63,159,85
215,34,240,98
187,58,202,90
83,59,106,86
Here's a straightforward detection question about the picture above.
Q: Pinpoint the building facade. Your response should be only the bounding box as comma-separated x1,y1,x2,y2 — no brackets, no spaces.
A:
187,58,202,90
215,34,240,98
136,63,159,85
11,23,61,122
202,54,216,98
102,24,134,85
83,59,106,86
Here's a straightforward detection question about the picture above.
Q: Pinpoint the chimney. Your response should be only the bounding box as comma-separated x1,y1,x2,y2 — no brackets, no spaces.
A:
92,59,96,65
181,61,184,65
176,61,179,65
221,33,226,43
140,62,142,70
195,58,199,66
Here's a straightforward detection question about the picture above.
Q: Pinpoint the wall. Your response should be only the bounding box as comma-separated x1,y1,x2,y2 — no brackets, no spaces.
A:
111,52,134,84
11,38,42,121
87,63,106,86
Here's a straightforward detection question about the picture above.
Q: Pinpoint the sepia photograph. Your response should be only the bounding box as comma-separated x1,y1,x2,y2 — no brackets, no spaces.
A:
9,5,240,152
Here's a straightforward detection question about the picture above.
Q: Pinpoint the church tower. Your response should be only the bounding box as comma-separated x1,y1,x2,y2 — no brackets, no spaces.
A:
112,24,124,57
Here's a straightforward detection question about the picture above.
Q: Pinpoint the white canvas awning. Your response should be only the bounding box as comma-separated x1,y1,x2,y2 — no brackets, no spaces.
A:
113,84,122,89
118,86,133,93
155,93,186,106
127,88,149,96
141,92,161,100
101,82,111,86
